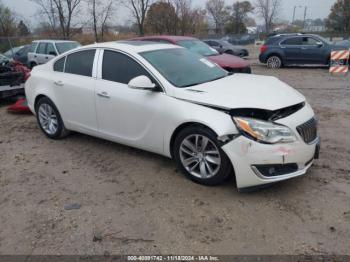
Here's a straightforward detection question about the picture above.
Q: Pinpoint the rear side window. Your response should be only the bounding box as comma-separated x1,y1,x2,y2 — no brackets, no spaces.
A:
65,50,96,77
37,43,47,54
281,37,302,45
102,50,151,84
29,42,38,53
54,57,65,72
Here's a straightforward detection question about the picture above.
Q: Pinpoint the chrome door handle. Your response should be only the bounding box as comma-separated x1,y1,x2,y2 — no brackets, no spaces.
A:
54,80,64,86
97,91,110,98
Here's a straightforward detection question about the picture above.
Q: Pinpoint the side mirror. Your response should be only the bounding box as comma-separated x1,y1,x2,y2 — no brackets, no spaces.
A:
49,51,57,56
316,42,323,47
219,45,223,48
128,75,156,91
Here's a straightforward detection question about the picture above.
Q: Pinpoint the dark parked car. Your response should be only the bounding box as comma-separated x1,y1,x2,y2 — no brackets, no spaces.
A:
259,33,349,68
203,39,249,57
132,35,251,74
222,34,256,45
4,45,31,65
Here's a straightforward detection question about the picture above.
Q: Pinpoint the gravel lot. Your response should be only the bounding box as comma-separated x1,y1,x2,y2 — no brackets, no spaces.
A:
0,56,350,255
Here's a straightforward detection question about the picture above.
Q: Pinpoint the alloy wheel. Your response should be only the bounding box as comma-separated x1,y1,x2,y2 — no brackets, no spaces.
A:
179,134,221,179
38,103,58,135
267,56,282,68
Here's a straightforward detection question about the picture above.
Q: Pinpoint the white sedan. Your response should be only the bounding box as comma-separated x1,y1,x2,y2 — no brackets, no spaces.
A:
25,41,320,191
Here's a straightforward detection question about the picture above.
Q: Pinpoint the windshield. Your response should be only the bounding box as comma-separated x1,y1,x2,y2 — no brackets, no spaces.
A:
55,42,80,54
4,46,22,57
177,40,219,57
141,48,227,88
317,36,333,45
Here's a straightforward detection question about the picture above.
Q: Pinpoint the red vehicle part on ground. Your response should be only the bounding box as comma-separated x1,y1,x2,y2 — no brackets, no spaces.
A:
131,35,251,74
7,97,31,114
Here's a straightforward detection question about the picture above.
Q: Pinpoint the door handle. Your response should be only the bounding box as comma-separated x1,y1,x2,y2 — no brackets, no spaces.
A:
97,91,110,98
34,55,37,58
54,80,64,86
45,56,49,59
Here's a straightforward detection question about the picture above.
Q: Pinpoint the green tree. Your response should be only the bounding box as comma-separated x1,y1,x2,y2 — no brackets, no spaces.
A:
0,1,17,37
326,0,350,34
226,1,254,34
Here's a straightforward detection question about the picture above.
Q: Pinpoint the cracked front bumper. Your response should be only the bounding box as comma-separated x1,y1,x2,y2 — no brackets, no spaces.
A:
222,135,319,190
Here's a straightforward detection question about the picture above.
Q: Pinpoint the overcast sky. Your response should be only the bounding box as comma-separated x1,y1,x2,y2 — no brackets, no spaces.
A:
2,0,337,28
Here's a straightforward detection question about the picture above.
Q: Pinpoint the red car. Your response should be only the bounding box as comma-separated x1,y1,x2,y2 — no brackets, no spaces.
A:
131,35,251,74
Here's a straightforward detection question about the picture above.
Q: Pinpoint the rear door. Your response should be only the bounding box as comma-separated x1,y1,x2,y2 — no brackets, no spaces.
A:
280,37,302,64
52,49,99,133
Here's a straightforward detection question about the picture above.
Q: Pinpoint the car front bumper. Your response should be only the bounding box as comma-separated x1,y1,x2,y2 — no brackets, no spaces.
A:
221,103,319,190
222,136,319,190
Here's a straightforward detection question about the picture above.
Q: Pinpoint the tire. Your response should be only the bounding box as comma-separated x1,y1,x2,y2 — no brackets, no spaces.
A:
266,55,282,69
225,50,234,55
35,97,70,139
30,62,37,69
173,125,233,186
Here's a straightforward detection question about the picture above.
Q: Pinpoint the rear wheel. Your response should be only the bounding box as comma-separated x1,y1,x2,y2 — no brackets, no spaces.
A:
35,97,70,139
173,126,233,186
266,55,282,69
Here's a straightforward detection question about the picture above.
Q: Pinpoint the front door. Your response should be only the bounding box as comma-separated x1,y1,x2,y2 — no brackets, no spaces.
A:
95,50,165,153
300,37,325,64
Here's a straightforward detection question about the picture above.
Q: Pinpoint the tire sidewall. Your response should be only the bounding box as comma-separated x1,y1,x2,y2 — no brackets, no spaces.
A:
173,126,233,186
267,56,282,68
35,97,64,139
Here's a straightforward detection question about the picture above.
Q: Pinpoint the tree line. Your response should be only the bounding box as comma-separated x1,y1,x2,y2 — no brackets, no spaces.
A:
0,0,349,43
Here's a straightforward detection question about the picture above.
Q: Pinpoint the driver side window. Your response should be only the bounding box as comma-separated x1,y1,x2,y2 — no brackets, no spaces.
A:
102,50,152,84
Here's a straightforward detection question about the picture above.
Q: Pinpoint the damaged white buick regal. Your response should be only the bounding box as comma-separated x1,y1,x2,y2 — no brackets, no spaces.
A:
25,41,320,191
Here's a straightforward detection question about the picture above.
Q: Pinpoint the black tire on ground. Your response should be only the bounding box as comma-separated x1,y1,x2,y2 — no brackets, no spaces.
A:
173,125,233,186
266,55,283,69
30,62,37,69
35,96,70,139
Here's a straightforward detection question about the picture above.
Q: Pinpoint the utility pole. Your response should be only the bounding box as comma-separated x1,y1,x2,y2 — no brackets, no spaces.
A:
303,6,308,30
292,6,296,23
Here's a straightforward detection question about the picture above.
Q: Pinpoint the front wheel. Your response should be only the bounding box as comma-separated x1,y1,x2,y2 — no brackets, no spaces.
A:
266,56,282,69
173,126,233,186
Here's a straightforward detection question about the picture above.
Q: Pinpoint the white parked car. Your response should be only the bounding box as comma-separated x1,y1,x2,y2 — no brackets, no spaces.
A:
27,40,80,68
25,41,320,191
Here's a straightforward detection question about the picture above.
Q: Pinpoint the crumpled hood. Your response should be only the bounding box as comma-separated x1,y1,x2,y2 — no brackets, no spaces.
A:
171,74,305,111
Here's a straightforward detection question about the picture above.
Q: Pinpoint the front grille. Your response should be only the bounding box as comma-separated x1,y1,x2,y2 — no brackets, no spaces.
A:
297,117,318,144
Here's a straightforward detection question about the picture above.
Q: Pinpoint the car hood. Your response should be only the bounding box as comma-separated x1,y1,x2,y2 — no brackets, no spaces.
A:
171,74,305,111
207,53,249,68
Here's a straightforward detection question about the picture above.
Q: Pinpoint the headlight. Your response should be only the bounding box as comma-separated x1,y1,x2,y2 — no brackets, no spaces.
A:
233,117,296,144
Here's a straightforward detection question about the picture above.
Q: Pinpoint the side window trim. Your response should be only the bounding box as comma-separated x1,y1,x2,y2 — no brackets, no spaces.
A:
97,48,165,93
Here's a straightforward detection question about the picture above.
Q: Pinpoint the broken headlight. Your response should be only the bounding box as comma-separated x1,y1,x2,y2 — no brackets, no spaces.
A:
233,117,296,144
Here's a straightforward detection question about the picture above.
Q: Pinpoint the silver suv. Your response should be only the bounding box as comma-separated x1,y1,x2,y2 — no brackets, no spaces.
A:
28,40,80,68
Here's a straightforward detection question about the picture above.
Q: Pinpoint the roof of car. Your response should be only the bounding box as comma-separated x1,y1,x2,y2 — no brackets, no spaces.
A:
84,40,181,53
133,35,196,42
32,40,78,43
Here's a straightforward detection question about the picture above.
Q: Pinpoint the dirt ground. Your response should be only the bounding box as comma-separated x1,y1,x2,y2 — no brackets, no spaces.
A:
0,56,350,255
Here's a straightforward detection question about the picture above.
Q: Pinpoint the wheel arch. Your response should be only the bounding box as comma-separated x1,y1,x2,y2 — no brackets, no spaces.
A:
169,122,218,159
266,52,284,64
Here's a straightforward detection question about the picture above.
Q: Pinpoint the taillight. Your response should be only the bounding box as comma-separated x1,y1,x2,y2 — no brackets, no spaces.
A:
260,45,268,54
